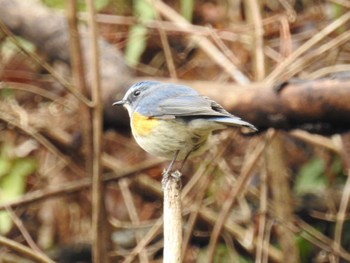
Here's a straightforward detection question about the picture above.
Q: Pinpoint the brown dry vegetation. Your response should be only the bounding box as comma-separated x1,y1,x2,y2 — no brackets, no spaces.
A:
0,0,350,262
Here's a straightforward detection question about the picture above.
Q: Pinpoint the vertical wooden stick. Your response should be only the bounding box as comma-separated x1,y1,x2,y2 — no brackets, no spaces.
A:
85,1,108,262
163,172,182,263
266,132,299,263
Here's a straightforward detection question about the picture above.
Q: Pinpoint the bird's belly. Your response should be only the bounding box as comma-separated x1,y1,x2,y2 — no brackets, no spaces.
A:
131,118,211,160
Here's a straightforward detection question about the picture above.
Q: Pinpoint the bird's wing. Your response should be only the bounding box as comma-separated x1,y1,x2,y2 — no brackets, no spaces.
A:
137,94,257,130
152,95,232,118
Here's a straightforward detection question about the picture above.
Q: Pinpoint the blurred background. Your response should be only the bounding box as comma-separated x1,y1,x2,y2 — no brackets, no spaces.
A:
0,0,350,262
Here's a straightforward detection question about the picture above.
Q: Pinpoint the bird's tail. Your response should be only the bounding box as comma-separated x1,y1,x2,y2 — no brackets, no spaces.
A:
211,117,257,132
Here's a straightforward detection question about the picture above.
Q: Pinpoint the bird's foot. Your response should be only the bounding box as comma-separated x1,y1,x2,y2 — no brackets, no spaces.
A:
162,169,182,190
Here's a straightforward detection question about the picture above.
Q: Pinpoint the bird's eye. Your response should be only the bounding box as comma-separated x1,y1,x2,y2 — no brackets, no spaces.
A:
133,89,141,96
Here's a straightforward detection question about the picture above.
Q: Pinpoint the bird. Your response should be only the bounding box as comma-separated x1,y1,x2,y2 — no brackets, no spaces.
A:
113,81,257,180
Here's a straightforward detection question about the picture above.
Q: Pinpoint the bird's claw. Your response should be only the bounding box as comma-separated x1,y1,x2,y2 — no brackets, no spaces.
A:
162,169,182,190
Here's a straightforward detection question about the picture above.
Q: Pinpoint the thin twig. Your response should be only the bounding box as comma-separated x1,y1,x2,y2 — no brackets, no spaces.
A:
78,13,250,43
122,217,163,263
334,169,350,262
0,18,92,107
289,219,350,261
290,130,341,154
181,132,239,259
265,11,350,83
244,0,265,81
306,64,350,79
329,0,350,8
266,131,299,263
85,1,106,262
201,206,283,262
181,168,212,261
255,169,268,263
207,27,242,69
65,0,93,176
152,0,177,79
1,82,62,103
206,137,268,263
278,0,297,21
0,111,83,176
0,235,55,263
147,0,250,84
7,207,42,253
262,219,274,263
283,31,350,79
0,158,161,211
278,15,292,58
119,179,149,263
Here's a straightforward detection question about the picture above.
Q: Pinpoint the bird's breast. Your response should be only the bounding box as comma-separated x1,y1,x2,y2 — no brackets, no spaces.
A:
131,111,160,136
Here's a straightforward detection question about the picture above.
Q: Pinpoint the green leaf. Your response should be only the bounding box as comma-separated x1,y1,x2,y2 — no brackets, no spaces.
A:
331,155,343,175
1,37,35,61
331,3,347,33
294,157,326,195
196,244,253,263
41,0,65,9
125,0,155,66
125,25,149,66
93,0,111,11
0,157,37,234
0,158,11,179
42,0,110,11
180,0,194,22
296,235,312,263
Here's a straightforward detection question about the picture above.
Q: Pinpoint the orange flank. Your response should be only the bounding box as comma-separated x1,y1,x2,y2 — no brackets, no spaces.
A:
131,111,160,136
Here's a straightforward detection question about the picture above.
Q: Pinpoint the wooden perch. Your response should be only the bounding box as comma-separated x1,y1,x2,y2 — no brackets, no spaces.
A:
163,174,182,263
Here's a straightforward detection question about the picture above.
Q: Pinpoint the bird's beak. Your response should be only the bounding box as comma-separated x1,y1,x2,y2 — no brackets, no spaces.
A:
112,100,127,106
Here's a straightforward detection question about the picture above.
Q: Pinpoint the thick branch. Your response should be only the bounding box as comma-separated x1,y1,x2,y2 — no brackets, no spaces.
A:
162,78,350,135
225,79,350,134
